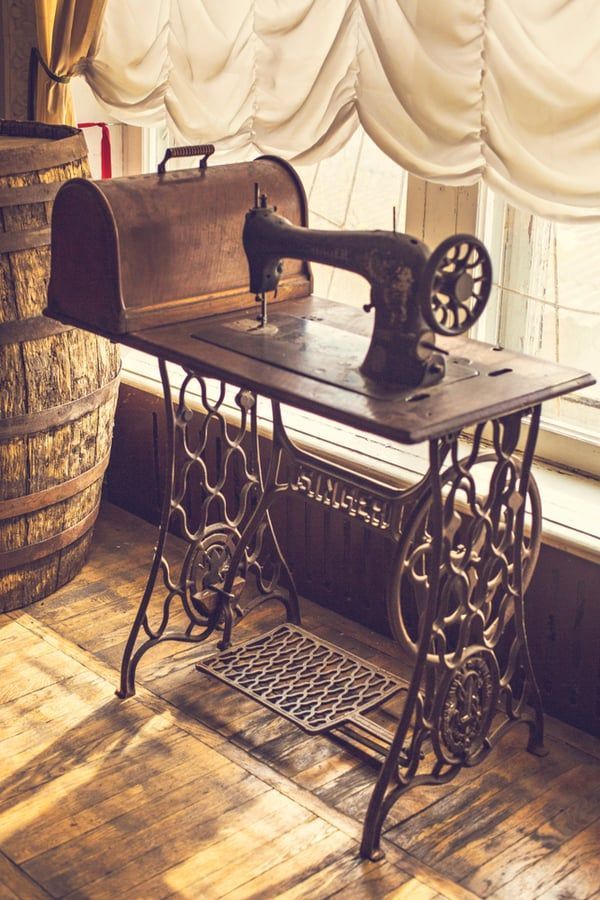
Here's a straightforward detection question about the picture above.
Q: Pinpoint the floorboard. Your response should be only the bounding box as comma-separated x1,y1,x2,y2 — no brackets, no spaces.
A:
1,501,598,899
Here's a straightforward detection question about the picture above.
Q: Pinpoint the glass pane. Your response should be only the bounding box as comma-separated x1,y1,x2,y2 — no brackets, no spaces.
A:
295,129,408,310
482,195,599,444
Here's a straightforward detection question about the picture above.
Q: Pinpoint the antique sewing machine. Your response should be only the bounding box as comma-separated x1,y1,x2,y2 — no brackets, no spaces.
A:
242,184,491,388
45,144,593,860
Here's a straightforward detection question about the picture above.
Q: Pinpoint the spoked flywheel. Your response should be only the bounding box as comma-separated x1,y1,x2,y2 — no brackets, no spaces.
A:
420,234,492,336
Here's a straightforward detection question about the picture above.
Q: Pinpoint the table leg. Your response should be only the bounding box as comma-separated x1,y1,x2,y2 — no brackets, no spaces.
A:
117,361,299,697
361,406,545,859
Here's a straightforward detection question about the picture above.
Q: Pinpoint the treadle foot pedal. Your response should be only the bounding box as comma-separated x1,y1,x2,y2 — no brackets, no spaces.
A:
196,623,404,734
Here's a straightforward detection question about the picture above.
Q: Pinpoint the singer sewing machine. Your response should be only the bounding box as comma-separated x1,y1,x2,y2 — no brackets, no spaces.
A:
46,145,593,860
242,184,491,388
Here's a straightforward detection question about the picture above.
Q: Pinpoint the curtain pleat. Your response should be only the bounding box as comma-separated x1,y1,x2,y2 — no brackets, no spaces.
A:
85,0,600,220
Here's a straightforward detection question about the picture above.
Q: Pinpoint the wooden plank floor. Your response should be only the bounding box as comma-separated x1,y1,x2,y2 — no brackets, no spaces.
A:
2,503,599,899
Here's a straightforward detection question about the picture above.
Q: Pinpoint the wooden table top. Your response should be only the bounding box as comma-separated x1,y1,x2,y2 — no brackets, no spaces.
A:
123,296,593,444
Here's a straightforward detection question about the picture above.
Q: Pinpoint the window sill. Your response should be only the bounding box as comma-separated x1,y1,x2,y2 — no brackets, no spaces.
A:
120,349,600,565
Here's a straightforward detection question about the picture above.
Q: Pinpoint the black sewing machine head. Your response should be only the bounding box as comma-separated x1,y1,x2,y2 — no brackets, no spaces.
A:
243,188,492,388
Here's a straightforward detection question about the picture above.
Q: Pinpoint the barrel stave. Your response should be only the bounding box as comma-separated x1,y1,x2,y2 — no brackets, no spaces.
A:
0,121,119,611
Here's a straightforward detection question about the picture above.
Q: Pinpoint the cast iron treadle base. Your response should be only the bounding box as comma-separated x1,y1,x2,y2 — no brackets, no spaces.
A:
196,624,404,734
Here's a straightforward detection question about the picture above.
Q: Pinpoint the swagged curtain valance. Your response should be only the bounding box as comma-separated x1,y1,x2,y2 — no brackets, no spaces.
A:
84,0,600,221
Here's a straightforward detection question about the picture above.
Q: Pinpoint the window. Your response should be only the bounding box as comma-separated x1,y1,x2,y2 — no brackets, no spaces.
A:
294,139,600,480
476,189,600,477
294,129,408,312
71,75,598,483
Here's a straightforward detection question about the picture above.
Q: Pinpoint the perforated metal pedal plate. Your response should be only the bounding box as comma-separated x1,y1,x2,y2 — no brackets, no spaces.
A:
196,624,403,734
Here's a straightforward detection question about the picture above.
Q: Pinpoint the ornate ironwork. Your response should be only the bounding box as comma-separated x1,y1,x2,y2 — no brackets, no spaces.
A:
197,623,404,734
434,650,499,764
117,359,299,698
290,464,396,534
117,361,545,865
360,406,545,860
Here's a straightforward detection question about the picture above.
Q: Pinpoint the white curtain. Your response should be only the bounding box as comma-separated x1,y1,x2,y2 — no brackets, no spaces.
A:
85,0,600,221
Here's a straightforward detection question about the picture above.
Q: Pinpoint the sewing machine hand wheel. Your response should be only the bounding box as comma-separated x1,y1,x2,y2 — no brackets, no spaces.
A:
420,235,492,336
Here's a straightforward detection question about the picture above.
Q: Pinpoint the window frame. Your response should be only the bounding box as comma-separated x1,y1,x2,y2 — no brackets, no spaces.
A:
116,124,599,484
472,184,600,479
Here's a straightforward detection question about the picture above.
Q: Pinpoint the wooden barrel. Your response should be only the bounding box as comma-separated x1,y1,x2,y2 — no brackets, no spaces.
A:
0,120,120,611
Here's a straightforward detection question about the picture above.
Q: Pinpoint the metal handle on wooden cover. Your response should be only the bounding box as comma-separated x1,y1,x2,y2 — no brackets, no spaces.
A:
157,144,215,174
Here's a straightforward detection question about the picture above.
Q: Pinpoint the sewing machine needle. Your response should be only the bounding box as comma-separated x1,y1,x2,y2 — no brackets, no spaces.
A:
255,292,268,327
